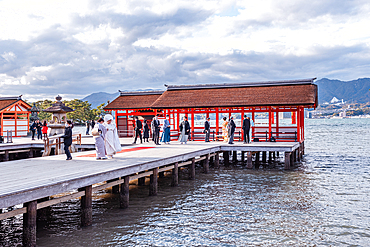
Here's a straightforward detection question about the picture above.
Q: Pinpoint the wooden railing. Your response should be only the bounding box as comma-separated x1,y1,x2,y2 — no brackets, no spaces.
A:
43,133,82,156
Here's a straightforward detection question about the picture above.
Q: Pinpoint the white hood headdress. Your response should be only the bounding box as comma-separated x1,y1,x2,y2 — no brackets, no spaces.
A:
104,114,113,123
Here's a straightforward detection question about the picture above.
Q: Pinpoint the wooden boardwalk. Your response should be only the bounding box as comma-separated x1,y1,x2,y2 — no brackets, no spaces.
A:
0,141,302,246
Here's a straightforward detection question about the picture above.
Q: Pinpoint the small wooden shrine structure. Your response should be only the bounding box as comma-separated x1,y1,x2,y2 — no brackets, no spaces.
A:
0,96,31,137
104,78,318,143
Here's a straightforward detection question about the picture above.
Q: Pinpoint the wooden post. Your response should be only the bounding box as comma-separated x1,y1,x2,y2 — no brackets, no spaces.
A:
273,151,276,161
262,151,267,163
203,154,209,174
302,142,305,155
223,151,229,166
23,200,37,247
189,158,195,180
159,171,165,178
214,153,220,169
285,152,291,170
149,167,158,196
255,152,260,168
4,150,9,161
268,151,272,163
138,177,145,186
120,176,129,209
171,162,179,187
28,149,33,158
232,151,237,163
241,151,245,164
246,151,253,169
80,185,92,227
109,178,120,194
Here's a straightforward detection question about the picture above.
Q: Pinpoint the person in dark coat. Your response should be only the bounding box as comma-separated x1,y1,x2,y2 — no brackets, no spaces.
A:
36,120,42,140
86,120,91,135
242,115,251,144
153,115,161,145
30,121,37,140
143,119,150,142
204,117,210,142
62,120,73,160
91,120,95,129
133,116,143,144
179,116,191,144
228,116,236,144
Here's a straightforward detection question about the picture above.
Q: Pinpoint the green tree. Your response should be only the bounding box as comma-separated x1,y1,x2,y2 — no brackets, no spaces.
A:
65,99,93,124
34,99,53,121
91,103,106,120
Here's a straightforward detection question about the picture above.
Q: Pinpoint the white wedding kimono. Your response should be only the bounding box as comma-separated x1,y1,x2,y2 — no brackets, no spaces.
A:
103,115,122,156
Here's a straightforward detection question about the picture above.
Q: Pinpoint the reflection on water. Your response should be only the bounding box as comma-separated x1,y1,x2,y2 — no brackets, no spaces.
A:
1,118,370,246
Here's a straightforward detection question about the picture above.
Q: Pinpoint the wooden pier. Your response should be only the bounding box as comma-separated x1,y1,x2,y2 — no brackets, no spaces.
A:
0,141,302,246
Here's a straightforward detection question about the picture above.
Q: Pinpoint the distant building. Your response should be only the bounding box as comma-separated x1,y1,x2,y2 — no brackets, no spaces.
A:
0,96,31,137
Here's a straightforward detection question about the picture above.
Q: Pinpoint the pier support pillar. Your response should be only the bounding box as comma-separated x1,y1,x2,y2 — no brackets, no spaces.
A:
149,168,158,196
80,185,92,227
232,151,237,163
241,151,245,164
159,171,165,178
214,153,220,169
138,177,145,186
246,152,253,169
262,151,267,163
28,149,33,158
23,200,37,247
273,151,276,161
108,178,119,194
171,162,179,187
302,142,305,155
120,176,130,209
255,152,260,168
4,150,9,161
268,152,273,163
284,152,291,170
203,154,210,174
189,158,196,180
223,151,230,166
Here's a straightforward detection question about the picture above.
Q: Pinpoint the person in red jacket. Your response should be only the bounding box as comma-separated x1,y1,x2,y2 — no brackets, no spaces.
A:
42,121,48,140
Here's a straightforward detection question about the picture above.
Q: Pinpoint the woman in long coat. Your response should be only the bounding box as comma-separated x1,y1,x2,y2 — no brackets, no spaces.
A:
161,115,171,144
143,119,150,142
178,116,189,144
221,117,229,142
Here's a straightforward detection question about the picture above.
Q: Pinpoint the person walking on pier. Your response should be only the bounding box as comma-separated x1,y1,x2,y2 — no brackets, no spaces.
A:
36,120,42,140
133,116,143,144
62,120,73,160
242,115,251,144
91,119,95,129
30,120,37,140
153,115,161,145
93,118,107,160
104,114,122,158
161,115,171,144
179,116,190,144
221,117,228,142
228,116,236,144
204,117,210,142
86,120,91,135
143,119,150,142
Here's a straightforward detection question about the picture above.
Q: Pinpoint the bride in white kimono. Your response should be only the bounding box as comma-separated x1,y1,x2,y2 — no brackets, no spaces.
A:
103,114,122,158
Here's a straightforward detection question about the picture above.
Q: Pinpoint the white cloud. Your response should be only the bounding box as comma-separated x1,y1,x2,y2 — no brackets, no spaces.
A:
0,0,370,100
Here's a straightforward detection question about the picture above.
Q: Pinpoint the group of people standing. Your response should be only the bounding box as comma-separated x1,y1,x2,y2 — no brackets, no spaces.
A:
30,120,48,140
221,115,251,144
85,120,96,135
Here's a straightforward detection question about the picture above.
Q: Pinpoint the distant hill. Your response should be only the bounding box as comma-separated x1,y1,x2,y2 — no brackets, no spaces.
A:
316,78,370,104
81,92,119,108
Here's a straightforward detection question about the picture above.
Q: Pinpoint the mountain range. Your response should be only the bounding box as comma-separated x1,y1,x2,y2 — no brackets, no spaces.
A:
81,78,370,108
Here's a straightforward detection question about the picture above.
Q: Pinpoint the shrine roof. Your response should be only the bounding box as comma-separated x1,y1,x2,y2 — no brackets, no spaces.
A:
151,78,318,109
104,91,164,110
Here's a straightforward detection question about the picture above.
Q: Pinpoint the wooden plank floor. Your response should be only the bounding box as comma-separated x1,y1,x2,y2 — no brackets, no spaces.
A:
0,141,299,209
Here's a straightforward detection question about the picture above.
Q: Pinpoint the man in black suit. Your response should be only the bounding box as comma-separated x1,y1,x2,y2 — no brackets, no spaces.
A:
228,116,236,144
184,116,191,142
242,115,251,143
153,115,161,145
133,116,143,144
204,117,210,142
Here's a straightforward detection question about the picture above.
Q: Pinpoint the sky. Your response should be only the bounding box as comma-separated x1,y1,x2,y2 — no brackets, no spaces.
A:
0,0,370,101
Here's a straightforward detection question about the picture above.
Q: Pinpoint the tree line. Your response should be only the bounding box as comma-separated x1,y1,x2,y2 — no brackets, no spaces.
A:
33,99,106,124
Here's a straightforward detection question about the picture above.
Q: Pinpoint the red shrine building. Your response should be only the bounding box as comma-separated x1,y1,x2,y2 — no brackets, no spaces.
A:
104,78,318,143
0,96,31,137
